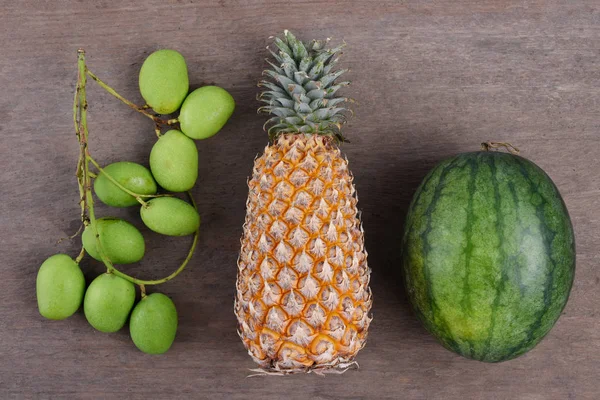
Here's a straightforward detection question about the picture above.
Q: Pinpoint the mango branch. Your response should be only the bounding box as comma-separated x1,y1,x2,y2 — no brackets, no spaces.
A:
76,49,114,275
74,48,198,286
85,69,179,127
73,78,87,225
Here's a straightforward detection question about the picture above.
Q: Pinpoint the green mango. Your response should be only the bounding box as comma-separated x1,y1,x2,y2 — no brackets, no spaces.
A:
36,254,85,320
139,49,189,114
82,217,145,264
130,293,178,354
149,130,198,192
140,197,199,236
94,161,157,207
179,86,235,140
84,273,136,333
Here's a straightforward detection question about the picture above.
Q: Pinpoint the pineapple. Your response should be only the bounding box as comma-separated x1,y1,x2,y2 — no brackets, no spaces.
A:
235,31,372,374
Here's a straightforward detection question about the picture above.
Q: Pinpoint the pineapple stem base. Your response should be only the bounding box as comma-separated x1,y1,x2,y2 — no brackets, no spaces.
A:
247,361,359,377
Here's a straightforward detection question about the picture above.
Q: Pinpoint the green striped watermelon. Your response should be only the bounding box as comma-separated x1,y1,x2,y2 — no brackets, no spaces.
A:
402,150,575,362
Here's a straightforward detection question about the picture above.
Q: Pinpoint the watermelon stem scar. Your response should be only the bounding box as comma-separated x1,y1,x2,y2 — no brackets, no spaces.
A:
481,141,520,154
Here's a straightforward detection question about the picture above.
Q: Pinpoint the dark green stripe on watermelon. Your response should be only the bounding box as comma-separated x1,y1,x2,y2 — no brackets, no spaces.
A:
402,151,575,362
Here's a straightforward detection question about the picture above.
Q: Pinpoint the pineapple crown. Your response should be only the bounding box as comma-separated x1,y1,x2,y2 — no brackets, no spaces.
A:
259,30,351,143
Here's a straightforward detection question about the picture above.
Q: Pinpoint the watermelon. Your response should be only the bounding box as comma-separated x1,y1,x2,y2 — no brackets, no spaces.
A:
402,151,575,362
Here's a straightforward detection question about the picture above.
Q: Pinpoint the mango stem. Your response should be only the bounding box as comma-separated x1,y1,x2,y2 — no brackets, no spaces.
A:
87,155,174,205
108,191,199,286
86,156,147,207
75,246,85,264
85,69,178,129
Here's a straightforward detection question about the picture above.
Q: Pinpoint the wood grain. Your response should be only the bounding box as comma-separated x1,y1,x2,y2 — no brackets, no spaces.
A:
1,1,599,398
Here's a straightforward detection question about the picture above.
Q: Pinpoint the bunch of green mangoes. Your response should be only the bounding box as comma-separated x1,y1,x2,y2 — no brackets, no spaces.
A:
36,49,234,354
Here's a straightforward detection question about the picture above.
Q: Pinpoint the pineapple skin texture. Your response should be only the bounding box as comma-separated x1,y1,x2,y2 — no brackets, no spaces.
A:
235,134,372,373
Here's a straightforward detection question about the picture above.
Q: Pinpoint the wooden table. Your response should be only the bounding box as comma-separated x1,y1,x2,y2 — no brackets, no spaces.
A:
2,1,598,398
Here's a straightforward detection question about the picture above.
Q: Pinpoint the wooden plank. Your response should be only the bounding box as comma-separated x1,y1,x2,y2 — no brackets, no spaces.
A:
1,1,598,398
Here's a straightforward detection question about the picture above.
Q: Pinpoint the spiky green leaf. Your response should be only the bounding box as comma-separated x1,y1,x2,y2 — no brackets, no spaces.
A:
260,31,351,142
294,71,309,85
294,102,313,114
320,69,348,89
306,88,326,100
274,37,292,56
